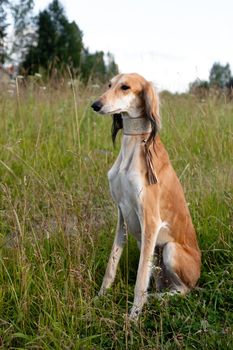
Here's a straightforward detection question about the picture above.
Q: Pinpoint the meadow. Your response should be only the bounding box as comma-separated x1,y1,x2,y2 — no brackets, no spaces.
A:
0,78,232,349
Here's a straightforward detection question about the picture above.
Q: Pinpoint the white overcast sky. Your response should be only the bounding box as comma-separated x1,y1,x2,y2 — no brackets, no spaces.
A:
34,0,233,92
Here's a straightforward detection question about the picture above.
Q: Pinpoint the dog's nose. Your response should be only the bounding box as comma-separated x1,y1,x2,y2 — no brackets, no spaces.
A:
91,100,103,112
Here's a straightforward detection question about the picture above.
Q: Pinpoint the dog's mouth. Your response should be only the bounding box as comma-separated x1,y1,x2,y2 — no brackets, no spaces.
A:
101,108,122,115
91,101,122,115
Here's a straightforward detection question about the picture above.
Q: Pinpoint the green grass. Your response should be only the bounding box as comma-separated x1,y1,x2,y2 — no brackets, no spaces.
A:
0,80,232,349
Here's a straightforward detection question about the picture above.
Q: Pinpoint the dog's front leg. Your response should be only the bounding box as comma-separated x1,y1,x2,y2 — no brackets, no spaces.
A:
129,218,161,319
99,208,126,296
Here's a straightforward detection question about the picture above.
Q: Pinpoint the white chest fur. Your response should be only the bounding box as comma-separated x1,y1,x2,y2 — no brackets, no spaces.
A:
108,136,145,239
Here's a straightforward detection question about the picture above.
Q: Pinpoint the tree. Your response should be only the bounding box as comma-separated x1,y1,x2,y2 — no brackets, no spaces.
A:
209,62,231,88
226,77,233,89
22,0,83,74
81,49,106,82
0,0,9,64
21,0,118,81
106,52,119,78
10,0,36,64
46,0,83,70
21,9,54,73
189,79,209,96
80,50,119,83
226,77,233,98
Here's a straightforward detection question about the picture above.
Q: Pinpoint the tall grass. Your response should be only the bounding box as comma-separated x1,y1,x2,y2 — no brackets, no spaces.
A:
0,80,232,349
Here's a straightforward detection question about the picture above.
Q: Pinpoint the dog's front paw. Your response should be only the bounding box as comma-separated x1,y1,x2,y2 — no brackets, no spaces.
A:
129,306,141,321
129,293,147,320
98,286,107,297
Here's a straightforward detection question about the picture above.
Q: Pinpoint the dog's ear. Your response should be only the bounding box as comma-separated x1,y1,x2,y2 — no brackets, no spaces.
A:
143,81,161,145
111,113,123,144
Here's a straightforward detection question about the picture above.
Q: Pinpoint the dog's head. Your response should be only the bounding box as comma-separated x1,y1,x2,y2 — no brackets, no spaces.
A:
91,73,161,144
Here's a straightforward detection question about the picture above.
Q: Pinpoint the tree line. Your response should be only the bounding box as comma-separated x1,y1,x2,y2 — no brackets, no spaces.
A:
0,0,118,81
190,62,233,94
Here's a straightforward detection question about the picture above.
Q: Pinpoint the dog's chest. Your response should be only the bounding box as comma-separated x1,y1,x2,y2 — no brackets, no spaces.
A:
108,168,143,205
108,144,145,235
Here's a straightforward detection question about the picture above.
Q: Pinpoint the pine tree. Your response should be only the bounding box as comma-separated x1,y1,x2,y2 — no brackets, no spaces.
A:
21,0,118,81
22,0,83,74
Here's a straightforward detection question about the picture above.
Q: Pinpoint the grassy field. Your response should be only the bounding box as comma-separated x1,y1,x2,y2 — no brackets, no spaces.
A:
0,79,232,349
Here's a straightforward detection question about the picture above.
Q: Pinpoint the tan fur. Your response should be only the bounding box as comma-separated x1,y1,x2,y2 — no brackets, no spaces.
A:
91,73,201,319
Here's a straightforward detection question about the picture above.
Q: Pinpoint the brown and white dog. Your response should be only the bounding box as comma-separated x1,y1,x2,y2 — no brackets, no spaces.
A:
91,73,201,319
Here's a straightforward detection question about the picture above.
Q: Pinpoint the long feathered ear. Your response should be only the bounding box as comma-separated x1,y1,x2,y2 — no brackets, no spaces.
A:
143,81,161,146
111,113,123,144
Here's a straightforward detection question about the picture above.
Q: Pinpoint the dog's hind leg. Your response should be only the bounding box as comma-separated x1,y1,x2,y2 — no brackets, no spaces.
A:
99,208,126,296
158,242,201,295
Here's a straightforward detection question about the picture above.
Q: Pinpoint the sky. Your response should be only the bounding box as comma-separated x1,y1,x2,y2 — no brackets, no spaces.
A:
34,0,233,92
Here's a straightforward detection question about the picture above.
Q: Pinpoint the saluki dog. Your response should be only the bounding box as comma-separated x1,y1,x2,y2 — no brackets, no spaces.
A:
91,73,201,319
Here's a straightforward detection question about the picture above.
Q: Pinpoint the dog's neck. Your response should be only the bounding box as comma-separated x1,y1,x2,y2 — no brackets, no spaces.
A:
122,114,151,136
120,113,157,185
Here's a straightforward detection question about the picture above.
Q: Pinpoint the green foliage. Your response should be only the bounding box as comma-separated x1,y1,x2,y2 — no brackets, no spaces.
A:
21,0,118,81
189,79,209,96
226,77,233,89
1,0,118,81
22,0,83,74
209,62,232,88
0,82,232,348
80,50,119,83
190,62,233,96
81,49,106,82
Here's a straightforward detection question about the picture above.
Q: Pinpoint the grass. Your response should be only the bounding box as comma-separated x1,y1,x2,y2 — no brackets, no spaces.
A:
0,79,232,349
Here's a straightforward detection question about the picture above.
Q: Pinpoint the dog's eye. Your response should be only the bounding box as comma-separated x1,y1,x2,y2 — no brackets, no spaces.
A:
121,85,130,90
108,83,112,88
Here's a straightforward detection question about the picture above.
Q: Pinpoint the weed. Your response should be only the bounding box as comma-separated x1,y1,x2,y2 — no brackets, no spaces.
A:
0,82,232,349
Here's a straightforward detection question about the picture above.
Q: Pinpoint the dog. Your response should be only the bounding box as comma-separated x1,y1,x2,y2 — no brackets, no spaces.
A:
91,73,201,319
